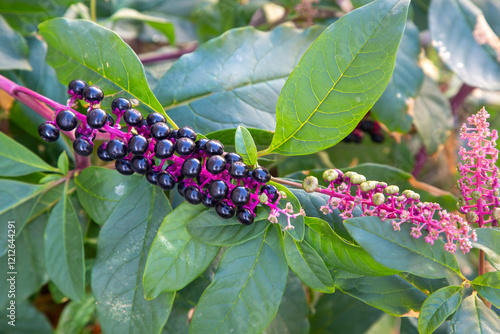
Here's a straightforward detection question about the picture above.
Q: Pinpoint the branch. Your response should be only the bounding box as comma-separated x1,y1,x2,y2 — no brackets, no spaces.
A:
139,44,198,64
450,83,475,115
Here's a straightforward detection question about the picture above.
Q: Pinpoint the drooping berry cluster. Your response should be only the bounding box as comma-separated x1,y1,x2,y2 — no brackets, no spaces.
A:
342,117,385,144
457,107,499,227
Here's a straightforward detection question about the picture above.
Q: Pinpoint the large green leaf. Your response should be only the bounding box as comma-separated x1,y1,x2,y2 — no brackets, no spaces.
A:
268,181,305,241
190,227,288,334
55,293,96,334
283,232,334,293
450,294,500,333
472,272,500,308
235,126,258,166
471,228,500,270
429,0,500,90
143,202,220,299
154,25,323,134
344,216,460,278
186,206,270,246
92,178,174,334
371,21,423,133
265,0,410,156
0,300,52,334
418,286,463,334
44,181,85,302
0,15,30,70
38,18,171,121
0,132,59,176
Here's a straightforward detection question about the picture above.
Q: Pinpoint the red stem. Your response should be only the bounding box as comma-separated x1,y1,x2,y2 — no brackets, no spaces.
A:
411,146,427,178
450,83,475,115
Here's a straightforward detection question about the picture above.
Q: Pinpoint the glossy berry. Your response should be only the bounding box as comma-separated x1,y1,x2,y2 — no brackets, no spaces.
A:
38,123,60,142
208,180,229,201
155,139,174,159
203,140,224,156
177,181,187,197
169,129,178,139
115,159,134,175
236,208,255,225
68,79,88,97
146,170,159,185
224,152,242,165
73,138,93,156
201,193,217,207
260,184,279,202
82,85,104,103
97,144,113,162
157,171,176,190
184,186,202,205
177,127,197,141
359,120,375,133
123,109,143,127
228,161,249,179
98,113,115,132
195,138,209,153
215,201,235,219
370,133,385,143
86,108,108,129
231,186,251,206
182,158,202,178
146,113,166,127
252,167,271,184
128,135,149,155
106,139,128,159
206,155,226,174
111,97,131,113
150,122,170,140
131,156,150,174
174,137,195,156
56,110,78,131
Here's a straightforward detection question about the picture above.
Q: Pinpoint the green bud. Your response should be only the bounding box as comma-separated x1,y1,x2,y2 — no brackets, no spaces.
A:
385,185,399,195
344,171,357,180
466,211,478,223
493,208,500,221
259,193,269,204
303,176,319,193
323,169,339,182
471,190,481,200
373,193,385,206
360,181,376,192
351,174,366,185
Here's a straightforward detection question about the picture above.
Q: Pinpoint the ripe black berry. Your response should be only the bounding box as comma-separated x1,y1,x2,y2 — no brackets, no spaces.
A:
224,152,242,164
370,133,385,143
56,110,78,131
115,159,134,175
201,193,217,207
206,155,226,175
131,156,150,174
359,120,375,133
128,135,149,155
260,184,279,202
151,122,171,140
155,139,174,159
38,123,60,142
106,139,128,159
87,108,108,129
68,79,88,98
97,144,113,161
228,161,249,179
252,167,271,184
174,137,195,156
178,181,187,197
203,140,224,156
236,208,255,225
146,170,159,185
105,113,115,127
123,109,144,127
73,138,93,156
215,201,235,219
195,138,209,153
208,180,229,201
83,85,104,103
231,186,251,206
146,113,166,127
157,171,176,190
184,186,202,205
182,158,202,178
177,127,197,141
169,129,178,139
111,97,132,113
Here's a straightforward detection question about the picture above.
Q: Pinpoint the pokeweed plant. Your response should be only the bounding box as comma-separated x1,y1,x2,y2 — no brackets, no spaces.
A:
0,0,499,333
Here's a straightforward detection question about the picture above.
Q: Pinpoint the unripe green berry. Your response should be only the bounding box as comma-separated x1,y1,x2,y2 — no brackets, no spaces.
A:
373,193,385,205
471,190,481,200
259,193,269,204
344,171,357,180
466,211,478,223
351,174,366,185
303,176,319,193
360,181,376,192
493,207,500,221
385,185,399,195
323,169,339,182
494,189,499,197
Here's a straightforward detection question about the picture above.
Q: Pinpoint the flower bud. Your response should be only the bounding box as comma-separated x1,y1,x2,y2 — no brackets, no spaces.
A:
385,185,399,195
303,176,319,193
323,169,339,182
360,181,376,192
466,211,478,223
259,193,269,204
351,174,366,185
373,193,385,205
344,171,357,180
493,207,500,221
471,190,481,200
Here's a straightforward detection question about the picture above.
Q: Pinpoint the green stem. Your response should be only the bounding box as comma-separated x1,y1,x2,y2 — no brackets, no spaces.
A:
91,0,97,22
478,250,492,308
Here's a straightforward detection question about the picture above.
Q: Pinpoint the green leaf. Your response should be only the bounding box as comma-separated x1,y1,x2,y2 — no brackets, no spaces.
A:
143,202,220,299
265,0,410,156
263,271,310,334
109,8,175,44
206,127,274,148
154,25,323,134
190,227,288,334
268,181,305,241
310,291,384,334
44,181,85,302
0,132,59,176
344,216,460,278
0,15,30,70
235,126,258,166
450,294,500,333
92,177,174,334
55,293,95,334
186,206,270,246
57,151,69,175
371,21,423,133
283,232,335,293
38,18,171,122
472,272,500,308
471,228,500,270
429,0,500,90
413,76,453,154
305,217,399,276
0,300,52,334
418,286,463,334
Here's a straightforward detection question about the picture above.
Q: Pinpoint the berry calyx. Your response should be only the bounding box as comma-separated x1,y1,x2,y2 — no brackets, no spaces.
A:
111,97,131,113
174,137,195,156
86,108,108,129
68,79,88,98
83,85,104,103
128,135,149,155
206,155,227,174
203,140,224,156
209,180,229,201
215,201,235,219
73,137,93,156
38,123,60,142
56,110,78,131
150,122,171,140
181,158,202,178
106,139,128,159
252,167,271,184
231,186,251,206
157,171,176,190
130,156,150,174
236,208,255,225
177,127,197,141
115,159,134,175
184,186,202,205
228,161,249,179
123,109,144,127
155,139,174,159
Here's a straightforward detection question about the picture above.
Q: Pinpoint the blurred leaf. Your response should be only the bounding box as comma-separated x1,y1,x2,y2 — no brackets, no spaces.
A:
471,228,500,270
0,300,52,334
0,16,30,70
450,294,500,333
55,293,96,334
430,0,500,90
235,126,258,165
154,25,323,134
269,181,305,241
418,286,463,334
472,272,500,308
412,0,431,31
473,0,500,35
57,151,69,175
190,227,287,334
206,127,274,148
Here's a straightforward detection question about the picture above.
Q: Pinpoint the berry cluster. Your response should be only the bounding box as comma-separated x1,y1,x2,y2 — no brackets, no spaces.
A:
38,80,305,227
343,119,385,143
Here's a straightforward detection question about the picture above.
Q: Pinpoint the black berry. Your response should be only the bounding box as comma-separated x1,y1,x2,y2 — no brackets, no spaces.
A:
370,133,385,143
177,181,187,197
195,138,209,153
68,79,88,98
201,193,217,207
97,144,113,161
128,135,149,155
86,108,108,129
206,155,226,175
131,156,150,174
182,158,202,178
146,170,159,185
111,97,132,113
236,208,255,225
38,123,59,142
184,186,202,205
215,201,235,219
83,85,104,103
359,120,375,133
224,152,242,164
252,167,271,184
174,137,195,156
56,110,78,131
157,171,176,190
260,184,279,202
203,140,224,156
146,113,166,127
177,127,197,141
231,186,251,206
169,129,178,139
73,138,93,156
151,122,171,140
106,139,128,159
115,159,134,175
208,180,229,201
123,109,144,127
155,139,174,159
228,161,249,179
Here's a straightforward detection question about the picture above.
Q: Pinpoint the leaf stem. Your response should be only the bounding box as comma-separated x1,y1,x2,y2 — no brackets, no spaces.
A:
450,83,474,115
478,249,492,308
411,146,427,178
139,44,198,64
91,0,97,22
